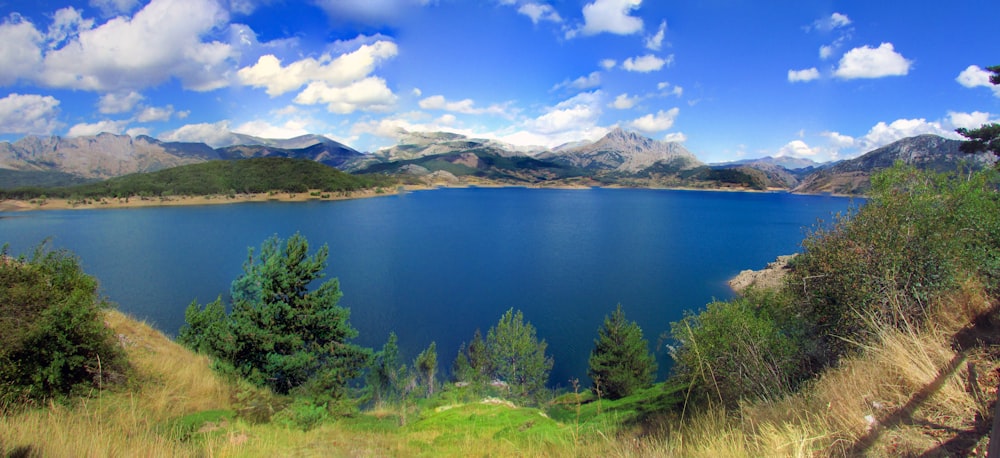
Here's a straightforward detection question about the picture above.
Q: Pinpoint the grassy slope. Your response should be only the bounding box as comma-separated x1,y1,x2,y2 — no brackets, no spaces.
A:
2,282,998,456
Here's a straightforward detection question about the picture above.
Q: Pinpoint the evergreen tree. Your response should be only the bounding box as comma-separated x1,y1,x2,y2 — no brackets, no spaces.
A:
180,233,369,398
453,328,490,384
414,341,438,397
587,304,658,400
956,65,1000,158
485,308,553,400
367,332,403,406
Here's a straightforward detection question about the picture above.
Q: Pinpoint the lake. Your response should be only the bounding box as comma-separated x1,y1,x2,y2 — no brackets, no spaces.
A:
0,187,858,387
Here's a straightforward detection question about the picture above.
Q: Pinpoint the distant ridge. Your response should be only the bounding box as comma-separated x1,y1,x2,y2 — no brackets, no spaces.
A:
794,134,996,194
539,127,703,173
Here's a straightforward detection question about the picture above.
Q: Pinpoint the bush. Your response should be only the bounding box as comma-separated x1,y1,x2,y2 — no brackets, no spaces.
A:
669,291,803,408
791,163,1000,365
0,243,128,407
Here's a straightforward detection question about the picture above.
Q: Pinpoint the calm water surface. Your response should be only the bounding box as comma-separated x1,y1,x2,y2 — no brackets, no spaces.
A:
0,187,858,385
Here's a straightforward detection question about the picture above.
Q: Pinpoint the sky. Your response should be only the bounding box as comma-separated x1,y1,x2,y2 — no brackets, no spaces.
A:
0,0,998,163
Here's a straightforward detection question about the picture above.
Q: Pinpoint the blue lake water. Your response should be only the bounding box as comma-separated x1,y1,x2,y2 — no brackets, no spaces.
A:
0,187,858,387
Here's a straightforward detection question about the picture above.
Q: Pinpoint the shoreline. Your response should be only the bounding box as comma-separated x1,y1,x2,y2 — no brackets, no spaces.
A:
1,181,858,213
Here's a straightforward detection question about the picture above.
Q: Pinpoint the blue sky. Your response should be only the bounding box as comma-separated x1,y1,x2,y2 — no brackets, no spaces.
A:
0,0,997,162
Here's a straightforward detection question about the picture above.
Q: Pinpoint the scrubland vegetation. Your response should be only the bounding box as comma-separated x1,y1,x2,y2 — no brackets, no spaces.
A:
3,158,1000,456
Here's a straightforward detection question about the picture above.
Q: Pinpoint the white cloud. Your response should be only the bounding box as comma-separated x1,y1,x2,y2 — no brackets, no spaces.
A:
645,20,666,51
238,40,397,96
126,126,151,137
819,45,834,60
610,93,640,110
40,0,233,92
46,7,94,48
656,81,683,97
568,0,643,38
517,3,563,24
67,119,129,137
599,59,617,70
527,91,603,135
663,131,687,143
98,91,143,114
233,119,312,139
788,67,820,83
947,111,998,130
293,77,397,114
834,43,911,79
956,65,1000,97
418,95,508,116
0,93,61,135
160,120,236,147
627,108,679,133
856,118,955,151
811,12,851,32
553,71,601,91
820,131,856,149
623,54,670,73
0,16,43,85
136,105,174,122
776,140,820,158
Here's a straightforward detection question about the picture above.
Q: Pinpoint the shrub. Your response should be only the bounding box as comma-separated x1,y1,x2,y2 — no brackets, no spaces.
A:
0,243,128,407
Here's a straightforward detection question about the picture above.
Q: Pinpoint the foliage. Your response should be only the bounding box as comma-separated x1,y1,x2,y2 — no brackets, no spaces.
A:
0,157,396,200
956,65,1000,158
453,328,491,385
414,341,438,398
669,293,803,409
791,163,1000,363
366,332,405,406
272,398,329,432
485,308,554,402
587,304,657,400
178,233,370,399
0,243,128,406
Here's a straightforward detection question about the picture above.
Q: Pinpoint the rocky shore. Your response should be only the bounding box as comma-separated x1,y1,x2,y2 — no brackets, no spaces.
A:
728,254,797,293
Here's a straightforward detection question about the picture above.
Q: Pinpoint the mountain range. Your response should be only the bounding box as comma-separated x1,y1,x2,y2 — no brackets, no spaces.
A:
0,129,993,194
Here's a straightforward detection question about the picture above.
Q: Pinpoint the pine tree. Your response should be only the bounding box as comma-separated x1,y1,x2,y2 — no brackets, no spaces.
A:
367,332,403,406
587,304,658,400
956,65,1000,159
414,341,438,397
486,308,553,400
180,233,369,397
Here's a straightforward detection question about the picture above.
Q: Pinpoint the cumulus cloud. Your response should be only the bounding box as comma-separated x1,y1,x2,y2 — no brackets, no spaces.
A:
46,7,94,48
610,93,640,110
553,71,601,91
526,91,603,135
956,65,1000,97
0,16,43,85
810,12,851,32
627,108,679,133
623,54,670,73
160,120,236,147
37,0,233,92
517,3,563,24
599,59,617,70
776,140,821,158
233,119,312,139
568,0,643,38
947,111,997,130
98,91,143,114
136,105,175,122
238,40,398,96
788,67,820,83
663,131,687,143
418,95,508,116
0,93,62,135
855,118,955,151
67,119,129,137
834,43,911,79
820,131,856,149
293,77,397,114
645,20,666,51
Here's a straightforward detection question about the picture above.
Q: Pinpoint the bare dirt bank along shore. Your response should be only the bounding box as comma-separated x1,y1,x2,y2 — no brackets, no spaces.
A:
729,254,797,293
0,187,402,212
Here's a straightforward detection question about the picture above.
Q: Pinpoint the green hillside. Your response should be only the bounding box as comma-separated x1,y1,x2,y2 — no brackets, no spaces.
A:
0,157,395,200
